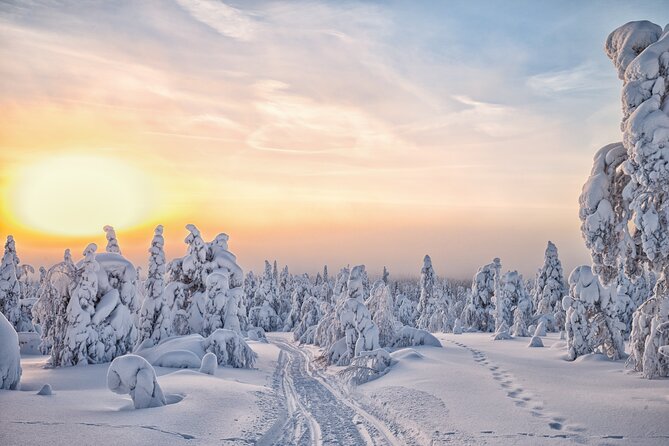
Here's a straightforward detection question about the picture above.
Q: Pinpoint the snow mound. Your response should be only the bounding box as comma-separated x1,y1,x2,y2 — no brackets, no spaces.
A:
135,330,256,369
199,352,217,375
528,336,544,348
36,384,52,396
574,353,611,363
246,327,267,343
107,355,166,409
390,327,441,348
154,350,202,369
390,348,425,361
0,311,21,390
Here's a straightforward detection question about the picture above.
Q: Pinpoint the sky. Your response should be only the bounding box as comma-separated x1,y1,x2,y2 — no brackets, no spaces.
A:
0,0,666,280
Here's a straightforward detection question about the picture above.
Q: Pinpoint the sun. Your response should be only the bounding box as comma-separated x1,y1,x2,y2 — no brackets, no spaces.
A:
4,153,157,237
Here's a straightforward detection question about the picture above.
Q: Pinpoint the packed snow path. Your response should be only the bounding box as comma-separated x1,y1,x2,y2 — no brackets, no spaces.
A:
263,336,401,446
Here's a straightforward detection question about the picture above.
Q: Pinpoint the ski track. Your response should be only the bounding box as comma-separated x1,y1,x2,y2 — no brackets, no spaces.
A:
266,336,402,446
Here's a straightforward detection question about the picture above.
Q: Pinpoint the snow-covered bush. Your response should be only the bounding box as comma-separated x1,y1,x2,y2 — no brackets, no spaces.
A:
390,326,441,348
492,322,512,340
107,354,166,409
533,241,568,331
0,311,21,390
461,258,500,332
205,329,257,369
246,327,267,342
339,349,394,386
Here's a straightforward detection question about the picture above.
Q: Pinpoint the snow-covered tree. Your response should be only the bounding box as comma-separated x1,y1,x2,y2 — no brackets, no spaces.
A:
58,244,100,366
533,241,567,331
0,236,22,329
333,265,380,365
395,293,416,327
494,271,532,337
416,255,436,330
137,225,169,347
293,294,320,343
578,21,669,377
248,261,279,331
0,311,21,390
461,258,500,332
564,266,625,361
103,225,121,254
367,280,400,347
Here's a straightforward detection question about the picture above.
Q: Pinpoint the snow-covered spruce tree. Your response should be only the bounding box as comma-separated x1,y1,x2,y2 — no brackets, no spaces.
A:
103,225,121,254
58,244,100,366
511,274,532,337
577,21,669,376
533,241,568,331
248,261,279,331
15,264,37,332
282,275,311,332
277,266,293,323
461,258,500,332
0,235,22,329
32,250,76,356
494,271,515,332
137,225,170,348
367,280,400,347
293,293,320,343
333,265,380,365
396,293,417,327
564,266,625,361
416,255,436,330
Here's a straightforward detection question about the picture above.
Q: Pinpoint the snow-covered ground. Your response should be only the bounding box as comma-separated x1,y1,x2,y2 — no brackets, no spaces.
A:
1,332,668,445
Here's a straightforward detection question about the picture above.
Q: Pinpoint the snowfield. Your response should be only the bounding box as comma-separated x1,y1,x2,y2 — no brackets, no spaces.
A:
1,332,667,446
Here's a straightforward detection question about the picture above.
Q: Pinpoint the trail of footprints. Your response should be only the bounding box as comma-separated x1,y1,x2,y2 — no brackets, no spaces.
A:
448,340,588,439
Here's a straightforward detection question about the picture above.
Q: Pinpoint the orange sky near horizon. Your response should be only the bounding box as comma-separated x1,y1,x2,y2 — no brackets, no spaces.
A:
3,0,657,279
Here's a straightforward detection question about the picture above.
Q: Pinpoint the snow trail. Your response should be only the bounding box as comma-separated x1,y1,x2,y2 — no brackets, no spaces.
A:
267,335,401,446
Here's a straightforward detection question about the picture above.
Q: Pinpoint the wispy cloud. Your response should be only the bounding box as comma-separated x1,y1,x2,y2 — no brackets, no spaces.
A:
175,0,258,41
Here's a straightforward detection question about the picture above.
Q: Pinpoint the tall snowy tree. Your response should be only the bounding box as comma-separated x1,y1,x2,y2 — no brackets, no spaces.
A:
416,255,436,330
578,21,669,377
367,280,400,347
137,225,170,347
0,236,22,329
533,241,568,331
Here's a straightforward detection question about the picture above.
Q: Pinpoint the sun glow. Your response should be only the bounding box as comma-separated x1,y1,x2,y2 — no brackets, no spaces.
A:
4,153,158,237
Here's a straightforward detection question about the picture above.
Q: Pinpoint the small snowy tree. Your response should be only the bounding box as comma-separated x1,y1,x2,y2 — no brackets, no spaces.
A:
533,241,567,331
107,355,166,409
461,258,500,332
103,225,121,254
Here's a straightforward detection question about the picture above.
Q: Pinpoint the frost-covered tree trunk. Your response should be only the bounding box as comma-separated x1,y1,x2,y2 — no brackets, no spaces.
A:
137,225,169,347
0,236,22,329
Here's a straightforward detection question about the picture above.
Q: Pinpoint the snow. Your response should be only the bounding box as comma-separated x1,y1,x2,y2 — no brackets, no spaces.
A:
198,352,217,375
107,354,166,409
390,326,441,348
